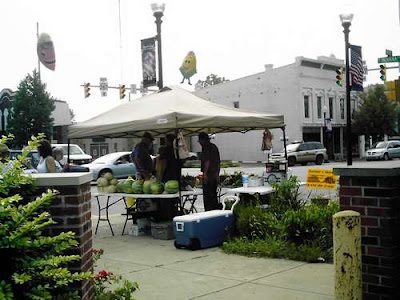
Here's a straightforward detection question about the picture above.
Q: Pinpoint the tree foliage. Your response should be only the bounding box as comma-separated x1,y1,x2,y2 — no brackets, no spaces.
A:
195,73,229,90
7,70,55,148
0,135,92,299
352,85,399,143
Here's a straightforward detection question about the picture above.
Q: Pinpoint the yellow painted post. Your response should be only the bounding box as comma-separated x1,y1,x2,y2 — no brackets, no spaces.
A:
333,210,362,300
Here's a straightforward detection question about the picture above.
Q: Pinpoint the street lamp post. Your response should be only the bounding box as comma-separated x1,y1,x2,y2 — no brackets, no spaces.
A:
151,3,165,90
340,13,354,166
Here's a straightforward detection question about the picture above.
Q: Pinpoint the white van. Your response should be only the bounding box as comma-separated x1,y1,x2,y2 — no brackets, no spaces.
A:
52,144,92,165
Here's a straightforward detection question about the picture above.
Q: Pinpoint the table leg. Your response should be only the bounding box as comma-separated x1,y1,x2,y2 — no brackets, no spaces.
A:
106,195,114,236
95,196,101,235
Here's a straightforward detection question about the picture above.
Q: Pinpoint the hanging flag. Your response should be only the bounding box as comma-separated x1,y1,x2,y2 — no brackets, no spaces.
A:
350,45,363,92
37,33,56,71
141,38,157,88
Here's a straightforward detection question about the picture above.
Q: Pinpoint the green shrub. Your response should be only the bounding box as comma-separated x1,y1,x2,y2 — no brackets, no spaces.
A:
281,201,339,252
222,237,325,262
269,176,305,218
234,205,279,239
0,135,92,299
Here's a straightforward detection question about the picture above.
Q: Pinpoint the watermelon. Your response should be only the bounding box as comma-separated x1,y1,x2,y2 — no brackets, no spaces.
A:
104,172,113,181
165,180,179,194
116,179,125,193
106,185,116,193
97,177,109,187
123,178,135,193
132,180,144,194
110,178,118,186
150,181,164,194
143,180,153,194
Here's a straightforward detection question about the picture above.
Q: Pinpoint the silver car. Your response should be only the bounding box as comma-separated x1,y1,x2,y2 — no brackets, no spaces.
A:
82,151,136,180
366,140,400,161
270,142,328,167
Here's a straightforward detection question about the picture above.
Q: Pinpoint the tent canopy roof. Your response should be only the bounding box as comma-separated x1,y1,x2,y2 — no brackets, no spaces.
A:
68,86,285,139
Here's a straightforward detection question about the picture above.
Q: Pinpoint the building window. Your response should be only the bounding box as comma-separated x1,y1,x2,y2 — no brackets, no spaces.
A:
329,97,334,119
317,96,322,119
340,98,345,119
304,95,310,119
233,101,239,108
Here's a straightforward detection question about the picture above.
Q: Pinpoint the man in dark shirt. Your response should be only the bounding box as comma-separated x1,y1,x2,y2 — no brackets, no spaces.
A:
198,132,220,211
158,134,179,182
131,132,154,180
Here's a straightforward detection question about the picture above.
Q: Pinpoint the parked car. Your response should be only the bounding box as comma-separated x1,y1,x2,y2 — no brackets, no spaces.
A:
52,144,92,165
82,152,136,180
270,141,328,166
365,140,400,161
9,150,40,173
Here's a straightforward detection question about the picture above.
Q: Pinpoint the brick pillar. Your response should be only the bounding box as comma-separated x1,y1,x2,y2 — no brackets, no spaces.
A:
333,165,400,300
32,173,94,300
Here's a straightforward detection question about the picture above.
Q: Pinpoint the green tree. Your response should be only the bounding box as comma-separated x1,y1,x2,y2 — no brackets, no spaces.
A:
352,84,399,143
195,73,229,90
7,70,55,147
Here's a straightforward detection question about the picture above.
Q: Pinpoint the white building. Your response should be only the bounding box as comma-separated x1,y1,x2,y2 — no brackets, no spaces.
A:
193,55,360,162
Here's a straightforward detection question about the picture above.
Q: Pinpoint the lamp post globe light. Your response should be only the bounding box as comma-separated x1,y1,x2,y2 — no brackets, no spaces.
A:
151,3,165,90
340,13,354,166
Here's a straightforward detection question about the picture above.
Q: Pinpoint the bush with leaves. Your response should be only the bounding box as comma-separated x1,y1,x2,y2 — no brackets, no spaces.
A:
281,202,340,253
92,249,139,300
268,176,305,218
0,135,92,299
234,205,279,239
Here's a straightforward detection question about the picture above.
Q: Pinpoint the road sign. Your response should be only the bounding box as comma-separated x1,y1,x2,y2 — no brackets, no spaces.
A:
378,56,400,63
99,77,108,97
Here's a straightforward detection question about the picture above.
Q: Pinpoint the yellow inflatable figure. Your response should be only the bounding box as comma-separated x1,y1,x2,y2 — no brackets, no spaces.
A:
179,51,197,85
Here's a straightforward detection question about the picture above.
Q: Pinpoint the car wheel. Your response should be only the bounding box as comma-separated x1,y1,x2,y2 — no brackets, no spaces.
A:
315,155,324,165
288,156,296,167
383,153,389,161
98,169,112,179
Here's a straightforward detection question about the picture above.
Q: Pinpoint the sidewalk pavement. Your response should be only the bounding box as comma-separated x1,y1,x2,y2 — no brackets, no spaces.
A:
93,215,334,300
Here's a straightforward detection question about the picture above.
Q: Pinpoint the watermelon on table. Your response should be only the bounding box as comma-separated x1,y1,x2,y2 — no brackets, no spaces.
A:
164,180,179,194
143,180,153,194
150,181,164,194
132,180,144,194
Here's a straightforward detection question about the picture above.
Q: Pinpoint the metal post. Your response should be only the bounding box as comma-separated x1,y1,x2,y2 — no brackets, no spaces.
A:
343,22,352,165
333,210,362,299
154,12,163,90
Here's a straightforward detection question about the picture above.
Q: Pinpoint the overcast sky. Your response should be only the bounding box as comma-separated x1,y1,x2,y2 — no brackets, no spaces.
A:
1,0,399,122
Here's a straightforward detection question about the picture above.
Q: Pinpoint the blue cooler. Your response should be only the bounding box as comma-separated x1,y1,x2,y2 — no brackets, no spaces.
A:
173,195,239,250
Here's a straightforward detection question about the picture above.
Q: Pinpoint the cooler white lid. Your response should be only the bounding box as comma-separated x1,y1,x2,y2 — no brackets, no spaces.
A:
173,210,232,222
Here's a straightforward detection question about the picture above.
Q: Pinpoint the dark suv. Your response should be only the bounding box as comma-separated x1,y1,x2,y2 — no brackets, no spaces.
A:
270,142,328,166
9,150,40,170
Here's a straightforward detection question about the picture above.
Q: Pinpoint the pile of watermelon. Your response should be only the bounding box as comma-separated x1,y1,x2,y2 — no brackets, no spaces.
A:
115,177,165,194
97,172,118,193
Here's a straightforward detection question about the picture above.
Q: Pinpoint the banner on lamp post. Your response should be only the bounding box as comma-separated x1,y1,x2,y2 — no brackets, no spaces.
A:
141,38,157,88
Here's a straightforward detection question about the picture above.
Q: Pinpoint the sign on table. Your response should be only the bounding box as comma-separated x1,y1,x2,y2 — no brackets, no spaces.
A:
306,169,338,189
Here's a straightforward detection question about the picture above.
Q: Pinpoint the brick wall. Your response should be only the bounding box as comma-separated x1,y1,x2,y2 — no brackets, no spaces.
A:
32,173,94,300
334,165,400,300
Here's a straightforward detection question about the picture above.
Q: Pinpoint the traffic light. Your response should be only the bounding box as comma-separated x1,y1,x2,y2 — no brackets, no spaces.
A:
335,68,343,87
119,84,126,99
84,83,90,98
379,64,386,82
384,81,396,101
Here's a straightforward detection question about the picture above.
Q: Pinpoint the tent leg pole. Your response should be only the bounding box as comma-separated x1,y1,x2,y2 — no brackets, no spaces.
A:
282,127,288,161
67,139,71,164
175,129,183,211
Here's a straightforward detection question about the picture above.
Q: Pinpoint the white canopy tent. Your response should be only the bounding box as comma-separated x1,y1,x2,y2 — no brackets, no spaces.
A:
68,86,285,139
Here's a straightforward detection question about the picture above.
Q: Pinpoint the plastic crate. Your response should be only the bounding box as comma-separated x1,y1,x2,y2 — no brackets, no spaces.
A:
151,221,174,240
